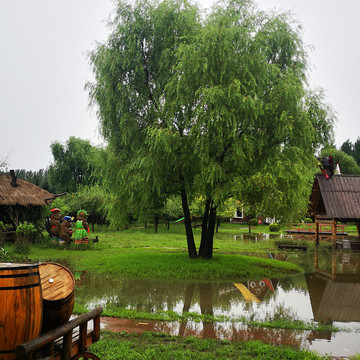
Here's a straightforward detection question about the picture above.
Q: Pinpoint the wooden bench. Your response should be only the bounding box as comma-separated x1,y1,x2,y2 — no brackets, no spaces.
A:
15,307,103,360
277,244,307,251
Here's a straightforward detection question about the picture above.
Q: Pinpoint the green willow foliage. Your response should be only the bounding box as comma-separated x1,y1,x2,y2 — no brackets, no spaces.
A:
88,0,335,258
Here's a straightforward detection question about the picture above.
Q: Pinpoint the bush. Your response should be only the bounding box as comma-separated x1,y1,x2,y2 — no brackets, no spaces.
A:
303,218,313,223
16,222,38,241
269,223,279,232
249,218,258,227
0,221,12,233
14,222,39,255
0,221,11,244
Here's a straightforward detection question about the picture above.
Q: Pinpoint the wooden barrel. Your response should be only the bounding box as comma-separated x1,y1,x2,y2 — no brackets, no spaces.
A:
0,263,43,360
39,262,75,333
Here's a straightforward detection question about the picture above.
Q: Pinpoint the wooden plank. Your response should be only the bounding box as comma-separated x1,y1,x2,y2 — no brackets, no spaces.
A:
277,244,307,251
94,316,100,342
70,332,96,358
62,332,72,360
79,323,87,352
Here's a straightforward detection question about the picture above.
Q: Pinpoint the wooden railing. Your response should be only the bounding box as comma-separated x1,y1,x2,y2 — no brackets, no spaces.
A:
15,307,103,360
286,223,347,234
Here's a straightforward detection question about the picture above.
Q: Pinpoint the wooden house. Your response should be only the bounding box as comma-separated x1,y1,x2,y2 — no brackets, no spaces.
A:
309,174,360,238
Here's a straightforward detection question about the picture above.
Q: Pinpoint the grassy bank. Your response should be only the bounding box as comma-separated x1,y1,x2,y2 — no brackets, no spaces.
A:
89,331,329,360
26,222,303,281
73,304,339,333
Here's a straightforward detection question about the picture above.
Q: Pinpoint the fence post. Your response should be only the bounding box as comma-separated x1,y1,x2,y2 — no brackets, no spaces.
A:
315,220,319,247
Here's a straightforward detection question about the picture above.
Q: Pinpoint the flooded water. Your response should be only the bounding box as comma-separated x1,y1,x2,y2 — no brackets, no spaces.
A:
73,244,360,357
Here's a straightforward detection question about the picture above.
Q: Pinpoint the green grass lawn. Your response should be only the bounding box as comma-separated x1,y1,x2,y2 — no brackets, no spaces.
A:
26,222,303,281
89,331,330,360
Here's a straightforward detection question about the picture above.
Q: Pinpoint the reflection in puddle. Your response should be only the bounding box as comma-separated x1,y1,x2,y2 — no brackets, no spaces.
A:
74,249,360,357
233,233,286,242
101,317,309,348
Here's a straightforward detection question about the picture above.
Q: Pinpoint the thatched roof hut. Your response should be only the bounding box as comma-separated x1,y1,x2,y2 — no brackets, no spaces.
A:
0,171,57,228
0,172,55,207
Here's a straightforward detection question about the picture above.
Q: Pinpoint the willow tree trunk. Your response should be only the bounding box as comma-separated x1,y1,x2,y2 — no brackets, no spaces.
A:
199,200,217,259
199,199,211,257
179,175,197,258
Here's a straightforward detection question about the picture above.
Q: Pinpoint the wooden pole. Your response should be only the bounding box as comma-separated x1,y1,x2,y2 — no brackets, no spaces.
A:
356,221,360,238
331,218,337,248
315,219,319,247
331,251,337,281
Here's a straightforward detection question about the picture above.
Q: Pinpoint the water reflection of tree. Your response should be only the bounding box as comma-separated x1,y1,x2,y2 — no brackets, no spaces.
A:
179,283,216,338
177,282,308,349
75,274,241,314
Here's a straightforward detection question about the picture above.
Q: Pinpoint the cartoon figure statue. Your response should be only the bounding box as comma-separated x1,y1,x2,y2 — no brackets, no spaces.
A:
49,208,62,238
74,210,90,244
318,155,334,179
59,216,73,244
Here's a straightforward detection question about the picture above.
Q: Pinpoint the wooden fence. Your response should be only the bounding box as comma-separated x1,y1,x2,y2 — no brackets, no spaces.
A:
15,307,102,360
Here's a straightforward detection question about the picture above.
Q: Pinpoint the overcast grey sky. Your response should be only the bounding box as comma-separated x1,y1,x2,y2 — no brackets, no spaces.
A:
1,0,359,171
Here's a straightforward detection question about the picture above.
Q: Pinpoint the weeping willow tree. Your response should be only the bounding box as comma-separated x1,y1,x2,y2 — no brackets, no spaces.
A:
88,0,335,259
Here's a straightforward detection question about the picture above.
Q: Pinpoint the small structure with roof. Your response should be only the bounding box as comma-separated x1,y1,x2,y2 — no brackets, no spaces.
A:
309,174,360,243
0,170,56,228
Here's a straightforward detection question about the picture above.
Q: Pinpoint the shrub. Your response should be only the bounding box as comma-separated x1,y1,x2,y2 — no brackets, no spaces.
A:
303,218,313,223
15,222,39,255
249,218,258,227
0,221,11,242
0,221,12,233
269,223,279,232
16,222,38,241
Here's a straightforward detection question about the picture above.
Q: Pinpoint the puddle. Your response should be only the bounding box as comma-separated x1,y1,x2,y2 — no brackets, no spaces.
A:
73,248,360,357
101,317,310,348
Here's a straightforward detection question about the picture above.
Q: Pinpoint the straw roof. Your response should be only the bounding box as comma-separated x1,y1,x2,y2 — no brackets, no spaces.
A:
0,173,55,207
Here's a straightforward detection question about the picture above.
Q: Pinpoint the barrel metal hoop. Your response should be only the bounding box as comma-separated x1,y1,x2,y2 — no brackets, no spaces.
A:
0,349,14,354
0,282,40,290
0,264,39,270
0,272,39,278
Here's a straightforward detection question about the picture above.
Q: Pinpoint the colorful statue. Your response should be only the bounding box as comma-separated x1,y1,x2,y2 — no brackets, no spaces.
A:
74,210,90,244
49,208,62,238
59,216,73,244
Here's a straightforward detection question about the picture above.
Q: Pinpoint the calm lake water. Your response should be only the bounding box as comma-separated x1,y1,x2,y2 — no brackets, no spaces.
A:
73,240,360,357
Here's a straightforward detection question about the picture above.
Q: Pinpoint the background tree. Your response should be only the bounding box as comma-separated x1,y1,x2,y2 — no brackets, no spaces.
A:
0,156,8,173
340,139,354,158
51,184,107,232
48,137,99,193
320,146,360,175
88,0,335,259
162,195,183,229
14,169,55,193
340,137,360,166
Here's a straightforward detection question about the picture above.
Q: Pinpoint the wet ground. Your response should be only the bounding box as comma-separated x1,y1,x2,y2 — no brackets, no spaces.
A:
73,239,360,357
